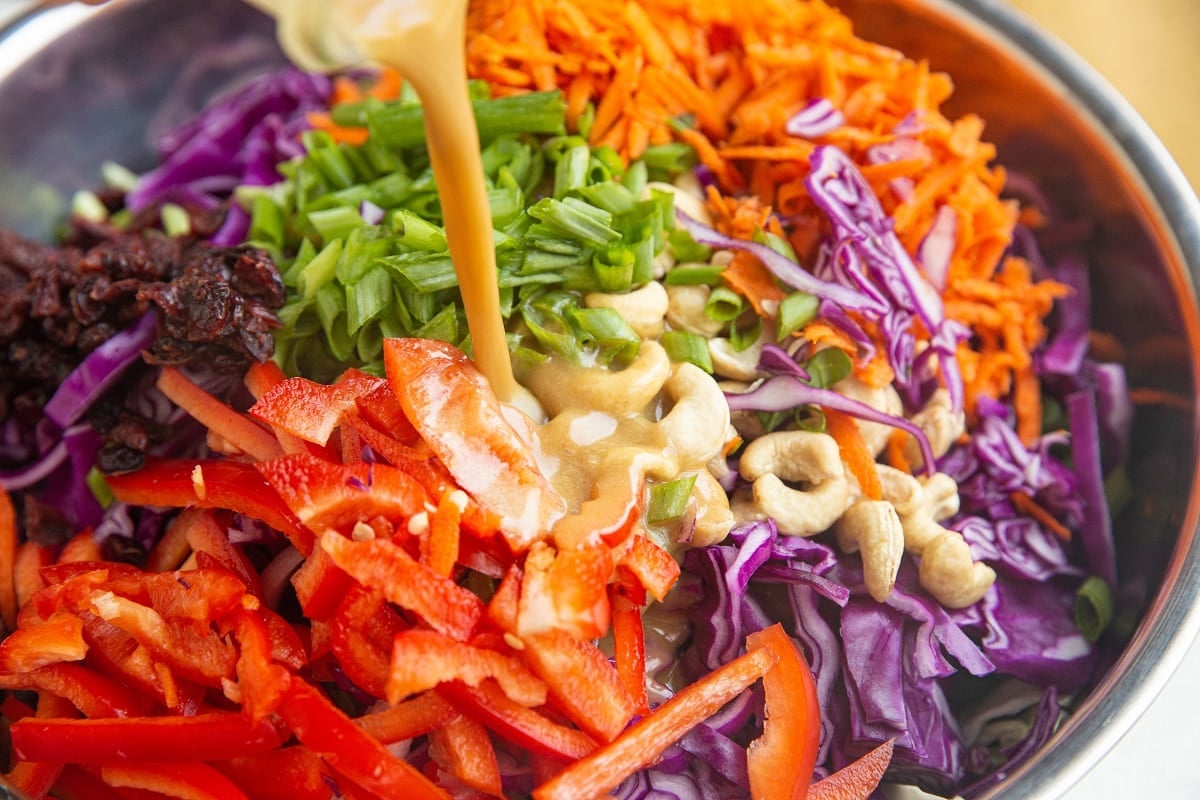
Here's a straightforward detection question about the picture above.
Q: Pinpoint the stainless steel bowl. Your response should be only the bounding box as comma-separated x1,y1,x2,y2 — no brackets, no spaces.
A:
1,1,1198,798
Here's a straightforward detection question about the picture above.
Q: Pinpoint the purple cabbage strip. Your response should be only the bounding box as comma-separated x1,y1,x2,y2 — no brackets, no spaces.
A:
1066,390,1118,587
724,374,937,475
784,98,845,138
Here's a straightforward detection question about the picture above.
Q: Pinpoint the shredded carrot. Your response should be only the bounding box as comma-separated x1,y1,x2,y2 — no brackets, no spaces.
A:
0,487,17,633
12,541,51,610
57,529,103,564
1009,492,1072,542
426,490,464,579
822,407,881,501
156,367,284,463
144,513,195,573
886,429,913,476
1128,387,1193,412
722,251,786,316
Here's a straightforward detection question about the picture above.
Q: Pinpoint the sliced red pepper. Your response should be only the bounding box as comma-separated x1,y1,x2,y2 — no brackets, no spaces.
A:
531,645,779,800
320,532,483,641
609,577,650,716
106,458,312,555
177,508,263,598
58,528,104,563
423,488,462,578
5,693,73,800
355,691,460,744
243,359,288,400
517,541,612,642
0,485,18,634
227,608,293,723
277,678,452,800
0,608,87,672
383,337,566,553
104,568,248,627
290,542,353,621
618,535,681,602
213,746,333,800
0,663,159,718
330,586,403,699
520,627,636,743
389,629,546,708
438,681,597,762
79,615,203,716
354,381,423,445
248,369,385,446
101,760,251,800
746,623,822,800
807,739,895,800
428,715,503,797
12,712,284,763
259,606,309,671
257,452,429,532
47,764,130,800
486,564,521,634
14,539,54,609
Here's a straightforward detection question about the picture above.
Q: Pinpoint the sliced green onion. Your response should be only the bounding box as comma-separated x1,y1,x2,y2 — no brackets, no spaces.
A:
729,316,762,353
647,474,697,524
554,144,590,198
101,161,139,192
345,266,393,335
390,208,447,251
568,306,640,361
527,197,621,247
248,194,286,249
704,286,745,323
661,330,714,373
383,251,458,293
86,466,114,509
777,291,820,340
414,304,459,344
576,181,637,216
70,190,108,223
367,91,566,150
803,347,853,388
160,203,191,237
1075,576,1115,643
639,142,698,178
299,239,344,300
306,206,364,242
592,246,636,293
667,228,713,263
664,263,725,286
621,159,648,199
335,225,393,285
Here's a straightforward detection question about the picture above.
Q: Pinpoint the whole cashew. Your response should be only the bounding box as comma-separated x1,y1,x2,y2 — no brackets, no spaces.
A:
523,340,671,417
666,284,726,337
832,375,904,457
585,281,670,340
876,465,961,553
904,388,966,470
656,363,733,467
709,330,769,382
919,530,996,608
835,499,904,601
739,431,851,537
688,468,736,547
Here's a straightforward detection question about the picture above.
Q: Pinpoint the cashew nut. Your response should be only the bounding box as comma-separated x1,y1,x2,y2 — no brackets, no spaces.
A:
666,284,726,337
739,431,851,537
585,280,669,340
876,465,962,553
918,530,996,608
656,363,733,467
835,499,904,601
708,320,773,382
523,340,671,417
904,388,965,469
720,380,767,441
832,375,904,457
688,468,736,547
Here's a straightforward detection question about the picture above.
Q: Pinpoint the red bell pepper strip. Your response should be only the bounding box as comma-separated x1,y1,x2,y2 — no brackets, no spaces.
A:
5,693,74,800
290,543,353,621
157,366,283,463
383,337,567,553
517,541,612,642
531,644,779,800
618,535,681,602
80,615,204,716
243,359,288,400
227,608,293,723
438,681,597,762
259,606,309,671
11,713,285,764
257,452,429,532
746,623,822,800
178,508,263,598
14,539,53,609
101,760,251,800
106,458,312,555
520,627,636,743
58,529,104,563
47,764,131,800
106,568,248,627
248,370,385,446
0,663,158,718
0,485,18,634
609,579,650,716
389,628,547,707
807,739,895,800
276,678,452,800
428,715,503,797
330,587,401,699
486,564,521,634
0,608,87,672
145,512,195,573
355,692,460,744
212,747,333,800
320,531,483,641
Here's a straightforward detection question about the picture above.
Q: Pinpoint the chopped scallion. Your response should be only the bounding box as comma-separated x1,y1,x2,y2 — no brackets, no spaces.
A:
1075,576,1114,642
647,474,698,523
777,291,820,339
661,330,714,373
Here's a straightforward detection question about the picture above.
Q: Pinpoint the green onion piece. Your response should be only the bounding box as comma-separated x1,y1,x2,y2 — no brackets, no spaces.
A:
346,266,393,335
640,142,698,178
307,142,359,191
621,159,648,199
554,145,590,199
488,186,524,228
592,246,636,293
576,181,637,216
803,347,853,388
248,194,286,249
1074,576,1115,643
661,330,714,373
281,238,318,289
647,475,697,523
729,317,762,353
753,228,798,261
367,172,416,208
307,206,364,242
86,466,114,509
367,91,566,150
705,286,745,323
70,191,108,223
101,161,139,192
1104,465,1134,518
383,251,458,293
390,209,447,251
629,236,656,286
664,264,725,286
414,304,459,344
667,228,713,263
160,203,191,237
527,197,621,247
576,102,596,140
568,306,640,360
777,291,820,340
335,225,393,284
299,239,344,300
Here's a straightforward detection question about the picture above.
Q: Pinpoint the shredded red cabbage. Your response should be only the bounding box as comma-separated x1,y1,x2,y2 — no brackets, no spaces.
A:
784,98,845,138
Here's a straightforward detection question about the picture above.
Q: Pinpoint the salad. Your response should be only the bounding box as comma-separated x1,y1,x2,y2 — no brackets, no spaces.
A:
0,1,1136,799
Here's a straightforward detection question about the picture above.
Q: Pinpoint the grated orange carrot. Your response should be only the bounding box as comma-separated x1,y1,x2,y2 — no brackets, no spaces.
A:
823,407,881,501
1009,492,1072,542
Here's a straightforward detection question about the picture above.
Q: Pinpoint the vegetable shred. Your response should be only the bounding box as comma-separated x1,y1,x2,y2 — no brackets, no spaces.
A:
0,1,1141,799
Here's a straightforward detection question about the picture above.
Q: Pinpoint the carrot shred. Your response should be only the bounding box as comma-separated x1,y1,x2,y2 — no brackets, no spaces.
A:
0,487,17,634
156,367,284,463
1009,491,1072,542
822,407,881,501
721,251,786,317
886,429,914,476
1128,387,1193,411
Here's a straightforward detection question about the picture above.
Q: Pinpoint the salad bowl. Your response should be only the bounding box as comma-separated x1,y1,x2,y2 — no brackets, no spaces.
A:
0,0,1198,798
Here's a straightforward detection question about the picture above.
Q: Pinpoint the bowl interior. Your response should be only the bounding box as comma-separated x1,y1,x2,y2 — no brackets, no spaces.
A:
1,1,1199,798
